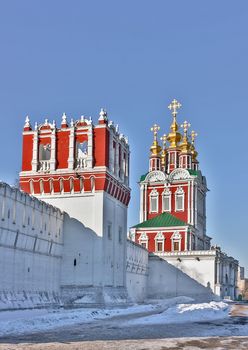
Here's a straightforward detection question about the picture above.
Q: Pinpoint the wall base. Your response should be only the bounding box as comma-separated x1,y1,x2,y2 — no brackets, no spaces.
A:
0,291,62,311
61,286,131,307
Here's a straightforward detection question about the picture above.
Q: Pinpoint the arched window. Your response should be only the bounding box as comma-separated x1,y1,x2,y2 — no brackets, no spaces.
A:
30,180,34,195
39,180,44,194
90,176,95,193
39,144,51,161
171,231,182,251
69,177,74,193
76,141,88,168
139,232,148,249
162,187,171,212
79,177,84,192
155,232,165,252
59,178,64,194
149,189,158,213
49,179,54,194
175,186,184,211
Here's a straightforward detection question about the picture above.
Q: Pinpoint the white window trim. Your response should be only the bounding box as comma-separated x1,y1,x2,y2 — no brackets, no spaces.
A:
171,231,182,251
155,232,165,252
149,189,159,213
139,232,148,249
162,188,171,212
175,186,185,212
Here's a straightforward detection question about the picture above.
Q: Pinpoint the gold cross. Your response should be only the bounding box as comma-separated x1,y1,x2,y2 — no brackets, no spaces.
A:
160,134,167,147
181,121,191,136
191,130,198,144
168,99,182,117
151,124,160,141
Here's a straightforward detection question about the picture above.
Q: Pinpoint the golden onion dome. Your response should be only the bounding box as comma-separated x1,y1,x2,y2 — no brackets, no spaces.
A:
150,124,162,156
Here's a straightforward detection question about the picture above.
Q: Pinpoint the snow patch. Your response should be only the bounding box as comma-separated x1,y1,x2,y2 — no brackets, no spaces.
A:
126,301,230,325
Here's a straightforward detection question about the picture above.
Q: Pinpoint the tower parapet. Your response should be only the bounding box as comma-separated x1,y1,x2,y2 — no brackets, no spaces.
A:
20,109,130,207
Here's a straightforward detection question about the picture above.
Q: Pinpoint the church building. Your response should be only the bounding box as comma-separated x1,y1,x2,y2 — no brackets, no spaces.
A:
130,99,239,300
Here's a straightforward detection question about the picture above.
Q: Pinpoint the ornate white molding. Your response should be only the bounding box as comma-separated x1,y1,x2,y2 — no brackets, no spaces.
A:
175,186,184,195
155,232,164,240
149,188,158,196
139,232,148,240
145,170,167,183
169,168,190,181
171,231,182,240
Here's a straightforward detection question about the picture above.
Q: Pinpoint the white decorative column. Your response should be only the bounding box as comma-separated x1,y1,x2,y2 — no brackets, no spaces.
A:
115,142,120,178
32,130,39,172
50,128,56,171
139,184,144,222
87,125,93,168
68,126,75,170
109,131,114,173
144,184,148,221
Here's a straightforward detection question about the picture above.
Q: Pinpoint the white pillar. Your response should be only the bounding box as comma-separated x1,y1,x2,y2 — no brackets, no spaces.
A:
115,142,120,178
68,127,75,170
140,184,144,222
144,184,147,221
32,130,39,172
50,129,56,171
87,126,93,168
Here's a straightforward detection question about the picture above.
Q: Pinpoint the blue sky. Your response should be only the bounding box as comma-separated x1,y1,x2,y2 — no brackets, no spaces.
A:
0,1,247,271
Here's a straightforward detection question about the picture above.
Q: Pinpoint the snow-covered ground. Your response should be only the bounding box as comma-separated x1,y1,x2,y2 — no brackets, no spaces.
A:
0,297,230,337
125,301,230,326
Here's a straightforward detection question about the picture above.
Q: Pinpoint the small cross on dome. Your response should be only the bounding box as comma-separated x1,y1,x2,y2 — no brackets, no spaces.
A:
181,121,191,136
168,99,182,117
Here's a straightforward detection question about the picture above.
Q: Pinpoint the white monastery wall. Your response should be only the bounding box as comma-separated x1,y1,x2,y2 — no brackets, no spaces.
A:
0,182,63,309
37,192,104,236
147,255,214,302
126,240,148,302
156,250,238,300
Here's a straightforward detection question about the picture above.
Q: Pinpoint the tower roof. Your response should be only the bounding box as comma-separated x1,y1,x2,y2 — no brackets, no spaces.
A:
132,212,187,229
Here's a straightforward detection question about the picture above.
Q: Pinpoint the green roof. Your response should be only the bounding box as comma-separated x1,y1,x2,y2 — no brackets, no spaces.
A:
132,212,187,229
140,173,148,182
187,169,200,176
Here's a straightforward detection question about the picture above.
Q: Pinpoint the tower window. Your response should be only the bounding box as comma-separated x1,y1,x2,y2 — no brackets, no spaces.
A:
150,189,158,213
74,258,77,266
39,144,51,161
162,188,171,212
157,241,163,252
76,142,88,168
173,241,179,251
175,187,184,211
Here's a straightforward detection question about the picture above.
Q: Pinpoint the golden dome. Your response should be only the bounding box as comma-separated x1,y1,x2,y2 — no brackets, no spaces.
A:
160,134,167,166
150,124,162,156
190,130,198,160
180,121,192,153
167,99,182,148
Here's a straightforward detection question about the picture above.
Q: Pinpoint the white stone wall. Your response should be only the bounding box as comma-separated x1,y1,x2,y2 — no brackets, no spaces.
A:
0,182,63,309
126,240,148,302
156,249,239,300
148,255,214,302
39,191,128,289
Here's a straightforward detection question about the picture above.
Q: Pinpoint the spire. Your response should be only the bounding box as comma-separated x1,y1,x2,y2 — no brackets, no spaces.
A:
150,124,162,156
24,116,32,131
160,134,167,169
167,99,182,148
61,113,68,128
98,108,108,124
180,120,191,153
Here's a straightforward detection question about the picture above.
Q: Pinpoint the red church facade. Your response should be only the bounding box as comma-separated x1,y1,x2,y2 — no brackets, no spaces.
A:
131,99,211,253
